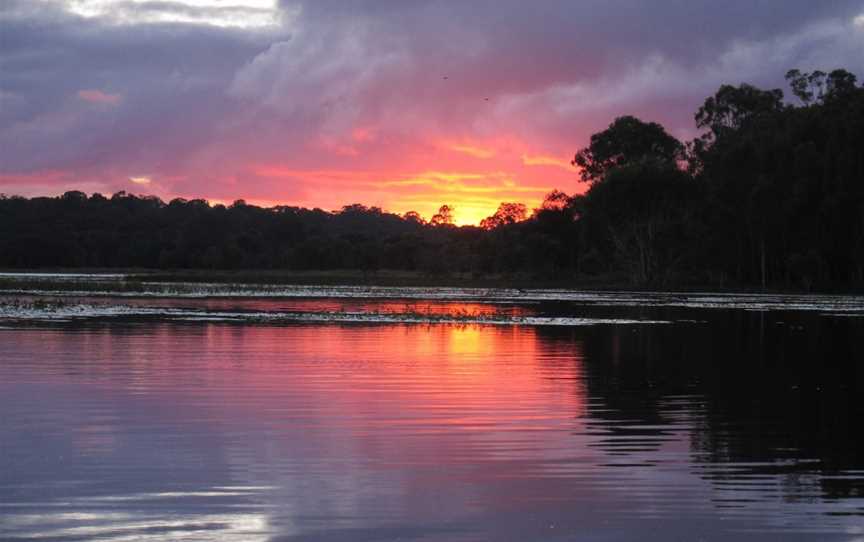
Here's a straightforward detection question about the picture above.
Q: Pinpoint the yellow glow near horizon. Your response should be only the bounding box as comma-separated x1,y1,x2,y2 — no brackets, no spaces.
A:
452,206,499,226
448,144,496,159
201,195,529,227
243,164,552,226
389,196,540,227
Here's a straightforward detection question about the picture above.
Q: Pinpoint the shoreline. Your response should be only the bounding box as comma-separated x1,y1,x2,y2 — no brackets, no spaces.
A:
0,268,862,296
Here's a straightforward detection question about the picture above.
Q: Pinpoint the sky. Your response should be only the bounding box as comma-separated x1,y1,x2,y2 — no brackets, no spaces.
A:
1,1,863,225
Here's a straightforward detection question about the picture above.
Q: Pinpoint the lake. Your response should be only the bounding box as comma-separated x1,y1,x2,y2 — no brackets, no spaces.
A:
1,281,863,541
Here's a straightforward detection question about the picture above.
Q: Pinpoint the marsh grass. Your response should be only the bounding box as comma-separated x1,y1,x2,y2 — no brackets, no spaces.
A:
0,296,512,325
1,268,819,294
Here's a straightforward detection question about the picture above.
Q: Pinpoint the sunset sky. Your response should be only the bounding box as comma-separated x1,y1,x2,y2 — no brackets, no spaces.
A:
2,1,863,224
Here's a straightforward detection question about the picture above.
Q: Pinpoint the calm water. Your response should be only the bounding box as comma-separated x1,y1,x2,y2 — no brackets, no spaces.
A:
1,290,863,541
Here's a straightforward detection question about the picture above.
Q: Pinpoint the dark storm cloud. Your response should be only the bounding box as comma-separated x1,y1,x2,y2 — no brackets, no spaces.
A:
0,0,274,173
244,0,864,137
284,0,863,74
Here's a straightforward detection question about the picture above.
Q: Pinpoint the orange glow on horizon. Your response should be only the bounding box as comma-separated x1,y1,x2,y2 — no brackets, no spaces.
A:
242,166,512,224
3,138,579,227
244,143,572,225
206,194,538,227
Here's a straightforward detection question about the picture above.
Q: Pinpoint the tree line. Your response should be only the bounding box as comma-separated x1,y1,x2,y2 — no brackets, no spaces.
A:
1,68,862,290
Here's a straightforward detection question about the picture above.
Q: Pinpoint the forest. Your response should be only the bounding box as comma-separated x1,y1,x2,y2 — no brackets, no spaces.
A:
1,68,862,290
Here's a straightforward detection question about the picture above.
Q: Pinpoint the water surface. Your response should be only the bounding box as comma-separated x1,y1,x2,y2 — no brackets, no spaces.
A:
1,289,862,541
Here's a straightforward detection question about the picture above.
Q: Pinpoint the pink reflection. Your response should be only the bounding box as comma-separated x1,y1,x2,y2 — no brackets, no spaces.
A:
2,323,588,468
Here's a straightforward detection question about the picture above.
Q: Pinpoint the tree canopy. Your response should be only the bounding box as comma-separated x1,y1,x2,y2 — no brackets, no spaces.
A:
480,203,528,230
572,115,684,184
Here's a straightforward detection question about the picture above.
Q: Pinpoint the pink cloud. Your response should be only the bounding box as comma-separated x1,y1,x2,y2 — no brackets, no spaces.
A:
352,127,376,142
77,89,122,106
522,154,573,170
0,169,73,186
447,143,496,159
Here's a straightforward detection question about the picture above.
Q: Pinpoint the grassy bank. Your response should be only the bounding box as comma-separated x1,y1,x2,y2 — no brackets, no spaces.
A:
2,268,859,295
0,268,621,292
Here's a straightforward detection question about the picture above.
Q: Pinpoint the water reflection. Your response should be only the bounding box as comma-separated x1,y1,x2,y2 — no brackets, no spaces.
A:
1,304,862,541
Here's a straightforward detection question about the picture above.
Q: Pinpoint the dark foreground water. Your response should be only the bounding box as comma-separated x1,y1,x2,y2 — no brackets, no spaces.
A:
1,289,863,541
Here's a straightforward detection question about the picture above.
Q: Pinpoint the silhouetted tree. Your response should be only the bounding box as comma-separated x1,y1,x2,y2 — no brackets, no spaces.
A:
537,189,571,212
403,210,425,224
787,68,858,105
430,205,454,226
582,162,698,284
572,115,684,184
480,202,528,230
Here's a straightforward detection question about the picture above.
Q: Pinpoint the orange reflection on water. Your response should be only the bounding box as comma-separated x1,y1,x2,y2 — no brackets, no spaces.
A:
118,298,530,319
5,320,587,436
0,320,599,537
448,325,486,357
